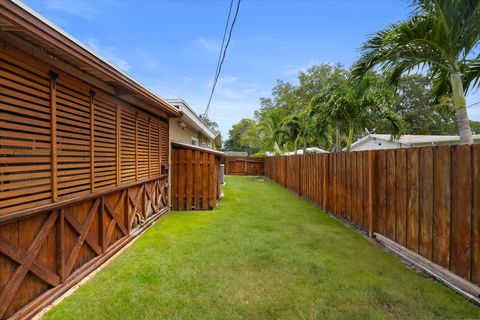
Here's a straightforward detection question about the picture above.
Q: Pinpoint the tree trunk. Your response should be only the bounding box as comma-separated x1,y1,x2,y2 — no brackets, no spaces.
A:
346,126,354,151
273,141,282,155
450,71,473,144
335,125,340,152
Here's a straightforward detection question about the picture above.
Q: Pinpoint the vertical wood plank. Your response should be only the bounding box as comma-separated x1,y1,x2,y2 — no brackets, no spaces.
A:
362,152,370,231
406,148,419,252
395,149,407,246
419,147,434,259
386,149,396,240
451,145,472,279
186,149,193,210
209,154,216,209
368,151,377,236
323,154,328,209
178,150,186,210
202,152,209,210
351,152,358,223
433,145,450,268
195,150,202,209
171,149,178,210
357,152,364,226
377,150,387,236
472,144,480,284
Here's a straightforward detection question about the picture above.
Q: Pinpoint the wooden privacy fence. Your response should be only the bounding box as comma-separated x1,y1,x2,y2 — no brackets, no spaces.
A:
265,145,480,287
171,143,222,211
224,157,264,176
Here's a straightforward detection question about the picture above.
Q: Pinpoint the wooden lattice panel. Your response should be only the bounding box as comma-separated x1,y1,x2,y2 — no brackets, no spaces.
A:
137,113,149,180
159,120,168,168
150,119,160,176
56,80,91,199
120,105,137,183
0,50,52,215
93,93,117,190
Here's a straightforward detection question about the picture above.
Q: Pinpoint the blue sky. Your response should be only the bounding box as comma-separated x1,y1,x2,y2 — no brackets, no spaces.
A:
24,0,480,138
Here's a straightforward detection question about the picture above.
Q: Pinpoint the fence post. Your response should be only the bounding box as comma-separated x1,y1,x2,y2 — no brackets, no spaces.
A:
368,150,377,237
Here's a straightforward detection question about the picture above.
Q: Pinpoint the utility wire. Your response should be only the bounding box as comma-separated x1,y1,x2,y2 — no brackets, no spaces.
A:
203,0,241,118
210,0,234,103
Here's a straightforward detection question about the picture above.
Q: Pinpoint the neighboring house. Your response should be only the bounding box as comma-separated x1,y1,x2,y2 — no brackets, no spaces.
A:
167,99,221,149
224,151,248,157
348,134,480,151
266,147,329,156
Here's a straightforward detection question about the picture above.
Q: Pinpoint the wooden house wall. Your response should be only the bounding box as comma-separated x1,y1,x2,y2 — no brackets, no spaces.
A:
0,41,170,319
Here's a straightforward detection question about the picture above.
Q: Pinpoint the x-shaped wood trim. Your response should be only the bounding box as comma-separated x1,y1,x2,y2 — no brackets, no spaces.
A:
159,179,167,207
0,236,60,287
104,191,127,249
64,213,102,256
0,211,58,319
64,198,100,278
128,185,144,232
145,182,159,213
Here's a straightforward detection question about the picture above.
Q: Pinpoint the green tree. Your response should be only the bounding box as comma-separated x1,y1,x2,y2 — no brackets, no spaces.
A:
258,113,285,155
375,75,457,135
200,117,219,132
352,0,480,144
309,73,405,151
223,118,259,154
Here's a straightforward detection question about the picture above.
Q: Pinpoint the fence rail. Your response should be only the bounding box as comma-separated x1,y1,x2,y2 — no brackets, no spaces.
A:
265,145,480,287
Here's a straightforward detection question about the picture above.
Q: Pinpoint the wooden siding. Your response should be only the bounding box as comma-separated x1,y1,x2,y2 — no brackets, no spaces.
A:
0,41,171,319
264,146,480,287
0,43,169,218
171,146,221,211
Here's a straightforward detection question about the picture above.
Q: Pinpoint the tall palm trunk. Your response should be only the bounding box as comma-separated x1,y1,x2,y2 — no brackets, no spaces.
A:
346,126,354,151
450,71,473,144
334,125,340,152
273,141,282,155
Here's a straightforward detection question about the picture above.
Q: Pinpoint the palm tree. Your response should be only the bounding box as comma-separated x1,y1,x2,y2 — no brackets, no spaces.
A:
351,0,480,144
258,113,285,155
281,114,307,154
309,74,405,151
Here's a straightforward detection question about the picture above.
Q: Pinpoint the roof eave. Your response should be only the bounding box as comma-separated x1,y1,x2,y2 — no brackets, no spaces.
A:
1,0,181,118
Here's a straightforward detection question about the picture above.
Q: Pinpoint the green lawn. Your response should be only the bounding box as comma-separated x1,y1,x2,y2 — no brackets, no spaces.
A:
44,176,479,320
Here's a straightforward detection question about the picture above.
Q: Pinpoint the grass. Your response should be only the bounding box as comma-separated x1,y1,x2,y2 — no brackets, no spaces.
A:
44,176,479,320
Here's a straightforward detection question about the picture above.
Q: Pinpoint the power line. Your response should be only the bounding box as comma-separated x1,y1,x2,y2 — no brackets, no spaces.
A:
467,101,480,109
203,0,241,118
211,0,234,100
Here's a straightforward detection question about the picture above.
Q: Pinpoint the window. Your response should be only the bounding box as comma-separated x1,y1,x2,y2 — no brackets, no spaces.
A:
191,137,199,146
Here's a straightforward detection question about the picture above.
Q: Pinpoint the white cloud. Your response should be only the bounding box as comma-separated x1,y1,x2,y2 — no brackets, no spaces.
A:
193,37,221,52
42,0,99,20
135,49,159,69
181,76,193,84
86,38,131,72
